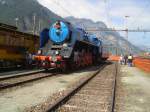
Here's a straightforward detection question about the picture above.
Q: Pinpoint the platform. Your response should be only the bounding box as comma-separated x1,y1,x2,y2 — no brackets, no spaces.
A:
117,65,150,112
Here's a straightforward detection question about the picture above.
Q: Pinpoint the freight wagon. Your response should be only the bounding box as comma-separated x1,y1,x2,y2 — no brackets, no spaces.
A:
0,23,39,69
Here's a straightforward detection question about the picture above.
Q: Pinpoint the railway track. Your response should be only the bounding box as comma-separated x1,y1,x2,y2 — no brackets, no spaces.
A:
0,69,45,80
0,69,56,90
46,62,118,112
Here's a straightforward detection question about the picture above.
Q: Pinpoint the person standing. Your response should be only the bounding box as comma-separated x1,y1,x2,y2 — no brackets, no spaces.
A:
119,54,124,65
128,54,133,67
124,54,128,65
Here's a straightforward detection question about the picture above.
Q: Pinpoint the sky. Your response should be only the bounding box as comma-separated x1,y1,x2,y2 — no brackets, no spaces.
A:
37,0,150,49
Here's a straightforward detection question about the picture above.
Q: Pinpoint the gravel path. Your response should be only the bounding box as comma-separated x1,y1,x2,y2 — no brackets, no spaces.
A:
0,66,98,112
115,65,150,112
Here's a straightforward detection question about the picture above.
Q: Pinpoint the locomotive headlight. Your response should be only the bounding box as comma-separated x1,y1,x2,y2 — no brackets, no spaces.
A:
55,51,59,55
38,50,42,55
63,43,67,47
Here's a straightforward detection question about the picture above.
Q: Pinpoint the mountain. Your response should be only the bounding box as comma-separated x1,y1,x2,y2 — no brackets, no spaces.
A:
137,45,150,52
0,0,62,34
0,0,141,54
66,16,142,54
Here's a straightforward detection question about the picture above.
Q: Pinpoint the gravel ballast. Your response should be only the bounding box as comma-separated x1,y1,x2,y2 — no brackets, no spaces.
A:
0,66,99,112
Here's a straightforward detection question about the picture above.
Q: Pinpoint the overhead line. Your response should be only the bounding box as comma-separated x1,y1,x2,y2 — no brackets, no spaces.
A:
85,28,150,32
52,0,74,17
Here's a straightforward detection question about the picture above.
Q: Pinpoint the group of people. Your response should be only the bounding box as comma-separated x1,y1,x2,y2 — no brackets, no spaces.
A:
119,54,133,67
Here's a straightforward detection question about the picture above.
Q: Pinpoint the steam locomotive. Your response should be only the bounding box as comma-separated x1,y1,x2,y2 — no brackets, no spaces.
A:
35,20,108,70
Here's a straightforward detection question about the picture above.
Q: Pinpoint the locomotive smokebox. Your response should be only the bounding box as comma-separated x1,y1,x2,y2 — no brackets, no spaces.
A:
49,21,69,44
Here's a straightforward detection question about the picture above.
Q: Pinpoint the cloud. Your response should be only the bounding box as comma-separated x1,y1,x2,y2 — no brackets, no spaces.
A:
109,1,150,29
38,0,150,29
38,0,107,22
37,0,150,47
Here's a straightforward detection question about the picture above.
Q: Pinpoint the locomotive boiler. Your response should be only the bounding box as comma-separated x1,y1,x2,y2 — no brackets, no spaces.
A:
35,20,107,70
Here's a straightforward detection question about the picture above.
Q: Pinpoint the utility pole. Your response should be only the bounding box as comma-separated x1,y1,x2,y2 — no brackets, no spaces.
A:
32,13,37,52
125,16,130,54
125,16,130,38
15,17,19,27
104,0,112,28
38,20,41,33
33,13,36,35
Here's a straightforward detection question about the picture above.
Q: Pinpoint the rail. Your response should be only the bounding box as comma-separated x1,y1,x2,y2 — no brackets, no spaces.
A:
46,62,118,112
0,69,55,91
47,64,106,112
